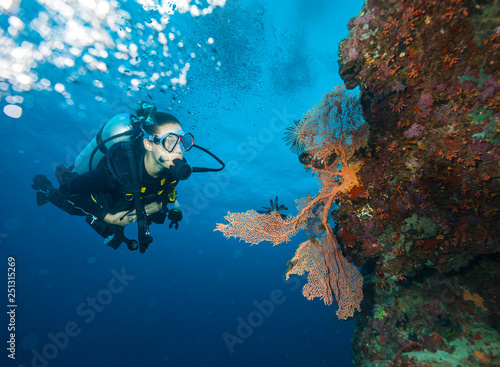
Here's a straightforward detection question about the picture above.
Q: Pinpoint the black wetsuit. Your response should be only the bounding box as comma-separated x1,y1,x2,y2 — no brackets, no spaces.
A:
45,145,178,245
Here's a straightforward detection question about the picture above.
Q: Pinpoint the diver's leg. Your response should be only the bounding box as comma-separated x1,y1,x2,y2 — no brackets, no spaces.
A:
32,174,86,216
46,189,88,216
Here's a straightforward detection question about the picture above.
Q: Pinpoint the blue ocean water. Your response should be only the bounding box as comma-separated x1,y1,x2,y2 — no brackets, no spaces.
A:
1,0,364,366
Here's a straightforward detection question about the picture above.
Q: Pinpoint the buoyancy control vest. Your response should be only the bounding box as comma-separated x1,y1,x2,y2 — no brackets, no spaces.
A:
90,140,179,215
72,113,157,252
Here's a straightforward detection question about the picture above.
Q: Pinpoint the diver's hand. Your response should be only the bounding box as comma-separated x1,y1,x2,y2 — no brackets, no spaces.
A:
144,202,162,216
104,210,137,226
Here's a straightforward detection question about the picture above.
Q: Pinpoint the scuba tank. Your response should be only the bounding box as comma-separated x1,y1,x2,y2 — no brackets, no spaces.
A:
74,114,134,174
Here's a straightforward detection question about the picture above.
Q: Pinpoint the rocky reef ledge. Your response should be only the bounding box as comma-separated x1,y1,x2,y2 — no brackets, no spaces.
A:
336,0,499,365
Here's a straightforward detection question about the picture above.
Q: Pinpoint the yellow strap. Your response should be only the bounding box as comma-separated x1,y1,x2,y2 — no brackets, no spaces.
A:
121,178,172,202
168,189,177,202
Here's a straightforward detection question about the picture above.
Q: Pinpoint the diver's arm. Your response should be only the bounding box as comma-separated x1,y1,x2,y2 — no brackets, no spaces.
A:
59,167,119,195
104,210,137,226
102,203,161,227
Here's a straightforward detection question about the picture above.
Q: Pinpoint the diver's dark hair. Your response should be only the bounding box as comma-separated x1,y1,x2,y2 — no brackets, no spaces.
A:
133,101,181,135
154,112,180,128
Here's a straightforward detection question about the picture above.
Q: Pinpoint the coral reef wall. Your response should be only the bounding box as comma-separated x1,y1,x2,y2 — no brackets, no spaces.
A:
336,0,499,365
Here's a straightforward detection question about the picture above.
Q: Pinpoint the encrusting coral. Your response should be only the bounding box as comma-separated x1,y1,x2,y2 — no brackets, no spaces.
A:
335,0,499,365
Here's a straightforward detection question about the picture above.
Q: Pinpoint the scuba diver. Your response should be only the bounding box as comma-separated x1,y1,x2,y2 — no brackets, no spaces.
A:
31,102,224,253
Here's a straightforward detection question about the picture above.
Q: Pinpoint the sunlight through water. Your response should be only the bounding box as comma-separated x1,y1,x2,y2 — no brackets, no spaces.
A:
0,0,226,116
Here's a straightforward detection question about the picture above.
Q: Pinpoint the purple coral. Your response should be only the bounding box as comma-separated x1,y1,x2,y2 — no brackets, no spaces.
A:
348,47,359,61
418,93,433,111
404,123,424,139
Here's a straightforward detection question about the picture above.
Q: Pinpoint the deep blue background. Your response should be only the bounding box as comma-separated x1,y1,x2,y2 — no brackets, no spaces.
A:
1,0,364,366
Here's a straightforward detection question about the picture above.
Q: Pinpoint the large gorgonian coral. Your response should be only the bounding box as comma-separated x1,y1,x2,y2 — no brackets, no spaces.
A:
215,85,368,319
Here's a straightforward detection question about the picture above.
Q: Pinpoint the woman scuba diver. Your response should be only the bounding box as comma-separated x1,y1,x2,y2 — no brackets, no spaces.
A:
32,101,224,253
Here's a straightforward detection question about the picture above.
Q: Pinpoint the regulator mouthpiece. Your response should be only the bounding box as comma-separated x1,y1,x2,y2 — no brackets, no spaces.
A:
170,159,192,181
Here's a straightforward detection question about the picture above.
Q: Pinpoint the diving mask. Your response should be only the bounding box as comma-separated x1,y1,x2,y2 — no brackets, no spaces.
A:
143,130,194,153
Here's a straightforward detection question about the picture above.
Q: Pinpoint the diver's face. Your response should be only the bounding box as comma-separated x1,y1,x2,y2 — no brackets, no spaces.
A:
144,122,184,169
